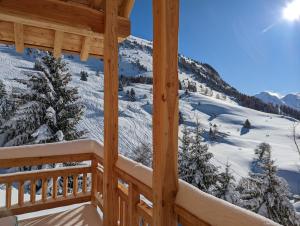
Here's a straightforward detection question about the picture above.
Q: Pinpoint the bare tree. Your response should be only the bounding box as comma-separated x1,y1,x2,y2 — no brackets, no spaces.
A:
292,122,300,157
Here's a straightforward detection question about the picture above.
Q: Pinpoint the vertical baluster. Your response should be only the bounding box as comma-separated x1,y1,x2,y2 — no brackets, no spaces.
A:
82,173,87,193
73,175,78,197
6,183,11,208
125,202,129,226
91,159,98,205
97,170,103,195
30,180,36,204
42,178,47,202
63,176,68,198
128,183,139,226
18,180,24,206
119,197,123,226
53,176,58,200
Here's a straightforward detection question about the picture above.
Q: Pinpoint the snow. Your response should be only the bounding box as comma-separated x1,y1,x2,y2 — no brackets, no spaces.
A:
0,36,299,204
176,180,279,226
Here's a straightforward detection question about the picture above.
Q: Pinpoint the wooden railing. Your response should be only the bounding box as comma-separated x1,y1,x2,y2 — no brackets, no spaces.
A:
0,140,277,226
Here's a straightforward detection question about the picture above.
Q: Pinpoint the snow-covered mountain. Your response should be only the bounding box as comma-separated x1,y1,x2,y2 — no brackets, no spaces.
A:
255,91,300,111
0,36,299,196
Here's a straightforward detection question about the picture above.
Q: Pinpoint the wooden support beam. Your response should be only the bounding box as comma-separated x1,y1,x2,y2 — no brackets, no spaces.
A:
120,0,135,18
14,23,24,53
0,0,131,38
53,31,64,59
103,0,119,225
152,0,180,226
80,36,91,61
89,0,103,10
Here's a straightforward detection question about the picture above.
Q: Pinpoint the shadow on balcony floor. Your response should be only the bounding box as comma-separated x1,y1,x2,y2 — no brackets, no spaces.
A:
19,204,103,226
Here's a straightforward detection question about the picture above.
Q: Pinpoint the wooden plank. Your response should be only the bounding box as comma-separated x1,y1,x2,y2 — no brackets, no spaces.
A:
82,173,87,193
0,0,131,38
152,0,180,226
175,205,211,226
73,175,78,196
63,176,68,198
30,180,36,204
128,183,140,226
119,0,135,18
14,23,24,53
91,159,98,205
0,166,91,183
0,22,104,57
6,183,11,208
53,176,58,200
103,0,119,225
18,181,24,206
0,153,93,168
0,193,91,218
53,30,64,59
42,179,48,202
80,36,91,61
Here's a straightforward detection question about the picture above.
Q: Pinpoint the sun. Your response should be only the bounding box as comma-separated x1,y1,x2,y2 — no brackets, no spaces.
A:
283,0,300,21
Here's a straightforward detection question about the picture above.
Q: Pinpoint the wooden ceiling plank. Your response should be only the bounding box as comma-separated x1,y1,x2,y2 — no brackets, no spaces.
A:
119,0,135,18
80,36,91,61
0,0,130,38
14,23,24,53
53,30,64,59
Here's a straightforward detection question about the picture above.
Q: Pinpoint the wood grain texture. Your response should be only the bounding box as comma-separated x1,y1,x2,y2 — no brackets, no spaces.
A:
152,0,180,226
103,0,120,225
14,23,24,53
53,30,64,59
80,36,91,61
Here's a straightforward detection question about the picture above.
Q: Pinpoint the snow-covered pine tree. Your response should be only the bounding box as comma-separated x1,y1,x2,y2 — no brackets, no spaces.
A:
0,80,6,99
130,141,152,167
0,53,85,147
188,121,219,194
238,143,300,225
179,125,191,181
243,119,251,129
215,162,240,205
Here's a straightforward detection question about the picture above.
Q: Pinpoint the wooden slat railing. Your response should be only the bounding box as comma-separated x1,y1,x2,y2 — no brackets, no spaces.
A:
0,140,278,226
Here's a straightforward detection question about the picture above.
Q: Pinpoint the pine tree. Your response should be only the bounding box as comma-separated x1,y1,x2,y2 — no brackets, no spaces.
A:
179,125,191,180
239,143,300,225
0,53,85,147
243,119,251,129
189,122,219,193
0,80,6,99
130,142,152,167
80,71,88,81
215,162,240,205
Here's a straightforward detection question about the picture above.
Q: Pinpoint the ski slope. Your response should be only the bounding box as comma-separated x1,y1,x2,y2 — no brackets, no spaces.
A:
0,37,299,197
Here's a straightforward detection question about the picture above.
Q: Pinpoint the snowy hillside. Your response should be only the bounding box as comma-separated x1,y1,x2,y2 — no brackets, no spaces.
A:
0,36,299,196
256,91,300,111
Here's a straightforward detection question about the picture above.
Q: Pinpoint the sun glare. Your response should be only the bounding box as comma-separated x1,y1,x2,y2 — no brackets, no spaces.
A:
283,0,300,21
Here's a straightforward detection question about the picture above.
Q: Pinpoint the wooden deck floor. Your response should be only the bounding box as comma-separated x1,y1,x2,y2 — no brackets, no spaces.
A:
19,204,103,226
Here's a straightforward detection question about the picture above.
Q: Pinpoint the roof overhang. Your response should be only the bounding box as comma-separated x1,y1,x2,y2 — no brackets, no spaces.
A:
0,0,134,60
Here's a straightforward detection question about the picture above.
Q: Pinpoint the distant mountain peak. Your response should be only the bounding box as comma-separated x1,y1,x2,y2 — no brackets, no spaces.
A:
255,91,300,111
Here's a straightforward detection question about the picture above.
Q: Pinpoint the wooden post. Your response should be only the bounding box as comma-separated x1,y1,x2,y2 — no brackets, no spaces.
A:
103,0,119,225
152,0,180,226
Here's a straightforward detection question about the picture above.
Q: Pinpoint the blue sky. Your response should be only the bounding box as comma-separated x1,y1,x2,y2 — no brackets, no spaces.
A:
130,0,300,95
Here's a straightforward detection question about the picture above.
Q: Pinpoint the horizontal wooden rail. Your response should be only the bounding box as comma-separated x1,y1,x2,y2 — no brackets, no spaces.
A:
0,166,91,183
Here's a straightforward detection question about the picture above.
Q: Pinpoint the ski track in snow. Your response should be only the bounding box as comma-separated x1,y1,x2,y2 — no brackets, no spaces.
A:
0,37,299,199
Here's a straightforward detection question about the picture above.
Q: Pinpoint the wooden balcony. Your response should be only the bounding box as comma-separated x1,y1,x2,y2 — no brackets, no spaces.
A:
0,140,277,226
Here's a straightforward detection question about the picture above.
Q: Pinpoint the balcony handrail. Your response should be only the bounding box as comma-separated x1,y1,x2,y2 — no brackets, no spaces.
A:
0,139,278,226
